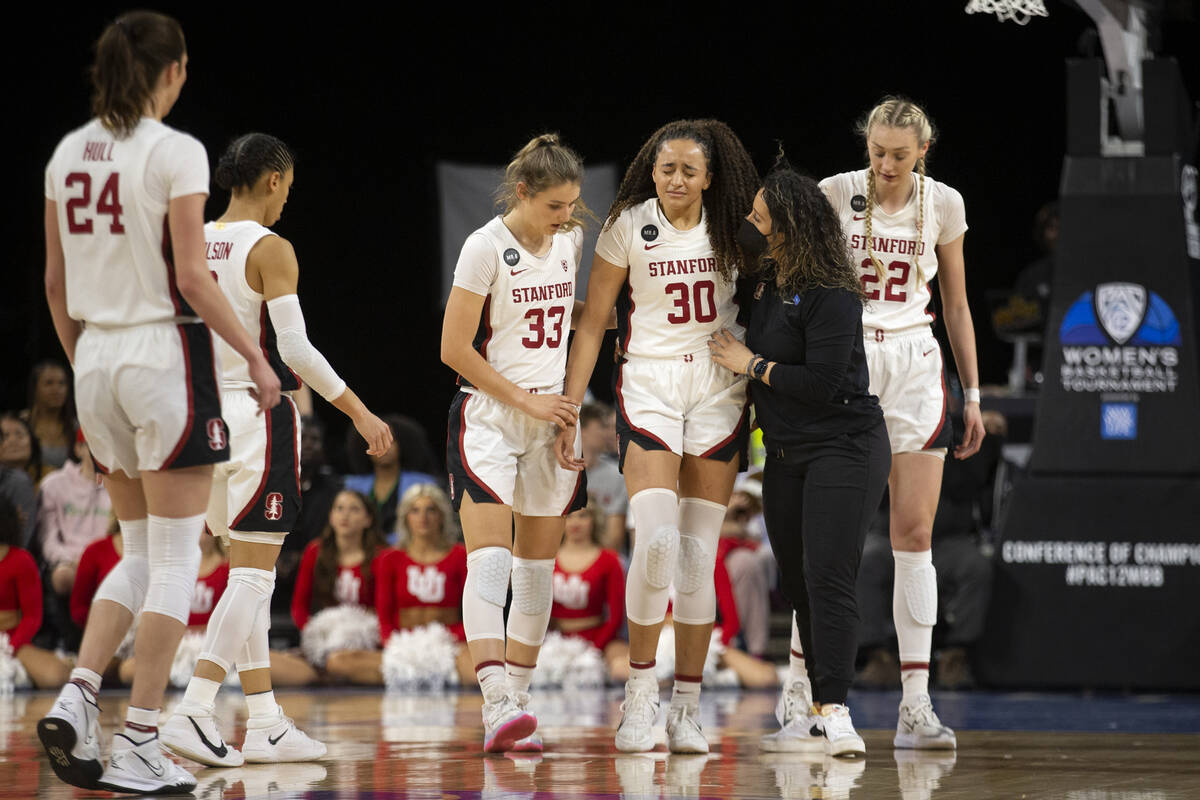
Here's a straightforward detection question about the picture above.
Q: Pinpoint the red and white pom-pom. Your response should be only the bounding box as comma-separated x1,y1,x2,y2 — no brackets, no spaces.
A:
0,633,30,693
167,631,242,689
381,623,459,691
115,616,138,661
300,605,380,668
655,626,731,686
529,631,606,690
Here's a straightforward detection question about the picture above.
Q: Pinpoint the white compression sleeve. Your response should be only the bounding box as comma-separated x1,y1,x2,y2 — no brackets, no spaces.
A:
266,294,347,402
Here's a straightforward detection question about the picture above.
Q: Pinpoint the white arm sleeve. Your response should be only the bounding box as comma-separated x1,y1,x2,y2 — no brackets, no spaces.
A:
267,294,347,402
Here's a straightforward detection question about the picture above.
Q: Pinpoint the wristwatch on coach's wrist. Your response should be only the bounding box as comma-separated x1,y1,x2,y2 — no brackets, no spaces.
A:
752,357,769,381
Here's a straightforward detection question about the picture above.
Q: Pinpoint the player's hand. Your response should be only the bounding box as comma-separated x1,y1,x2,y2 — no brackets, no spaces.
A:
707,328,752,375
519,393,579,429
955,401,986,459
353,411,393,457
554,424,585,471
247,357,282,415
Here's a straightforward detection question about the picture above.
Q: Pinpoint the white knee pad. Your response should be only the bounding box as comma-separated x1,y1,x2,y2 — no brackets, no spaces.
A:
199,567,275,673
237,599,272,673
462,546,512,643
506,557,554,647
141,513,205,625
672,498,724,625
93,518,150,614
626,488,679,625
893,549,937,663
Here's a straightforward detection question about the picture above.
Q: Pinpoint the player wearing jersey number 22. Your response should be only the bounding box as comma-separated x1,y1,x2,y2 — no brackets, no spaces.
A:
39,11,280,795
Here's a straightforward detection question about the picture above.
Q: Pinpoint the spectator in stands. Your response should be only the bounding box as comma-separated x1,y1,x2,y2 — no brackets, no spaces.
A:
550,497,629,681
0,413,43,487
345,414,441,536
0,462,36,549
0,495,70,688
274,416,343,620
36,429,112,649
579,404,628,554
292,490,387,680
20,361,76,473
719,480,775,659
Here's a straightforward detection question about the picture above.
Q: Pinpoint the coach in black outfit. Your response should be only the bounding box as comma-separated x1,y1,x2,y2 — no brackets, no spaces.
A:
709,161,890,727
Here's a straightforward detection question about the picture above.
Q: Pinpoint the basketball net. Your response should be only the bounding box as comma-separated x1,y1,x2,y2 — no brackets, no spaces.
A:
964,0,1049,25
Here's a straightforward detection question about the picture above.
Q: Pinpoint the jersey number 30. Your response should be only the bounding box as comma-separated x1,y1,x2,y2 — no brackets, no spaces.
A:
666,280,717,324
522,306,566,349
860,259,909,302
64,173,125,234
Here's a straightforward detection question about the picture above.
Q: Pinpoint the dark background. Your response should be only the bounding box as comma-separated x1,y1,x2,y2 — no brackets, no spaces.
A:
7,2,1198,470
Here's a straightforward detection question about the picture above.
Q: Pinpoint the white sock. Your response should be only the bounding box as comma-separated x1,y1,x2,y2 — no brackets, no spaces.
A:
477,663,507,702
670,674,701,709
505,661,534,694
69,667,102,697
122,705,159,742
788,616,809,684
246,690,281,726
629,659,657,686
177,677,221,716
901,668,930,702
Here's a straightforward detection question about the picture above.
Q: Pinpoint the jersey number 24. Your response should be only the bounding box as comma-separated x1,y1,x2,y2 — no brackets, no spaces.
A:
64,173,125,234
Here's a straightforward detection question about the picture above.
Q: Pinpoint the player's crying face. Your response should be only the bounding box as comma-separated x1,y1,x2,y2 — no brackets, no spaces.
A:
653,138,712,214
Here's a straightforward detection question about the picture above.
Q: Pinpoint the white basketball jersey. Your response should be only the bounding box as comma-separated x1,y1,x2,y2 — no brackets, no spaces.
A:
595,198,742,358
204,220,301,392
821,169,967,334
452,216,582,392
44,118,210,327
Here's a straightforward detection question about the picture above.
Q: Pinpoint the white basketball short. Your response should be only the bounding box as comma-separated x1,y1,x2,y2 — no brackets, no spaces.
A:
613,352,749,467
206,390,301,546
864,328,951,456
447,390,586,517
74,322,229,477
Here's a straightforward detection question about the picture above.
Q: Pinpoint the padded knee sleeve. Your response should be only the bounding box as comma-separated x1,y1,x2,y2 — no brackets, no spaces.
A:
141,513,205,625
626,488,679,626
506,557,554,647
672,497,724,625
237,597,272,673
462,547,511,643
199,567,275,673
893,549,937,664
93,518,150,614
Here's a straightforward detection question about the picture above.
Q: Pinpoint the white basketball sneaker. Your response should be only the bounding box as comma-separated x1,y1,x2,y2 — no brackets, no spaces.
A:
665,704,709,754
241,714,328,763
509,692,543,752
98,733,197,795
37,681,103,789
816,704,866,758
481,691,536,753
161,710,245,768
614,679,660,753
760,706,826,753
894,694,957,750
775,673,813,727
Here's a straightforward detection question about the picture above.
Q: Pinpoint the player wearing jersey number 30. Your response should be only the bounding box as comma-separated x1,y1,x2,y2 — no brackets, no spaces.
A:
160,133,391,770
441,134,590,753
39,12,281,795
557,120,759,755
772,97,985,753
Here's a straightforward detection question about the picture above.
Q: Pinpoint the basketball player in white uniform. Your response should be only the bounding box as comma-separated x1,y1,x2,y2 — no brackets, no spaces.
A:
557,119,759,754
441,134,588,753
38,12,281,795
157,133,391,767
769,97,985,752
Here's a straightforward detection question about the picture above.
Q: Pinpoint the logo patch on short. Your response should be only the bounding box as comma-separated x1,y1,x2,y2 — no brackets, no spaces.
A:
503,248,520,267
851,194,867,213
561,259,568,272
264,492,284,521
641,224,659,242
206,419,227,451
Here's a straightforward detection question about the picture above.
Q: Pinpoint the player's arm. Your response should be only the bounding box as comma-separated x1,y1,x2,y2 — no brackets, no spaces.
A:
570,300,617,330
440,286,578,428
44,200,82,364
171,193,281,412
936,233,985,459
254,236,391,457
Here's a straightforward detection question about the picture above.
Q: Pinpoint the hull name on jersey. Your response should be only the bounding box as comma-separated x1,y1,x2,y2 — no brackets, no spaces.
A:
848,233,926,257
82,141,115,162
511,281,573,304
205,241,234,261
648,257,717,277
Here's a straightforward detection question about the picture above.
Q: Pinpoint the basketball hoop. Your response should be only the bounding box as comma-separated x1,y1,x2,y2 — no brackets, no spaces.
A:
965,0,1049,25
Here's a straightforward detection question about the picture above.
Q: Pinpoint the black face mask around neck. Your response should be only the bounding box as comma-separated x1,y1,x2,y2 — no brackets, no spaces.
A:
737,218,769,263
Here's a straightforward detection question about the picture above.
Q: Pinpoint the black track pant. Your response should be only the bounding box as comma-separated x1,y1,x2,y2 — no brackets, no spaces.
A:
762,420,890,705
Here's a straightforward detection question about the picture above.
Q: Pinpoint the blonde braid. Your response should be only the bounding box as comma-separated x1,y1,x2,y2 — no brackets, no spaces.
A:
914,156,927,288
865,169,885,281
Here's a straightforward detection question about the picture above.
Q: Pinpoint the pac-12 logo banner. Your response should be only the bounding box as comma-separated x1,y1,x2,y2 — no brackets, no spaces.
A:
1058,282,1182,393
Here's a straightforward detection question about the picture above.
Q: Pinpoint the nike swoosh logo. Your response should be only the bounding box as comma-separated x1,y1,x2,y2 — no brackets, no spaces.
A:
269,729,287,746
510,269,529,276
853,215,866,220
134,751,165,777
811,724,824,738
923,348,936,357
643,243,664,250
190,716,228,758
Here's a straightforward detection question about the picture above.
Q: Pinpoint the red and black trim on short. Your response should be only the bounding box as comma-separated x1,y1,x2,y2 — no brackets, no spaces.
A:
161,216,197,318
922,357,953,451
446,390,504,511
701,397,751,470
231,395,301,533
561,468,588,516
160,323,230,470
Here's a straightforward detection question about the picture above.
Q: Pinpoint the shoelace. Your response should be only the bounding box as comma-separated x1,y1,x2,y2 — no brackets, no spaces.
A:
620,688,657,724
667,705,697,730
